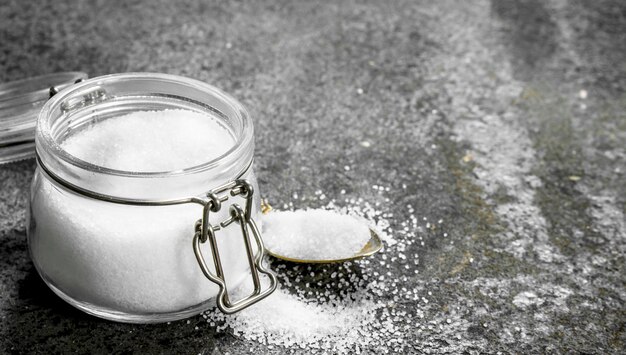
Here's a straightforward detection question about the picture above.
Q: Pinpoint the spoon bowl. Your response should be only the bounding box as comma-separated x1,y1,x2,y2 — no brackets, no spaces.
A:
260,200,383,263
264,227,383,264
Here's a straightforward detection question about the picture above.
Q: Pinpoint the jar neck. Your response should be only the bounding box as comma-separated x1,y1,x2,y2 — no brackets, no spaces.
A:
36,73,254,201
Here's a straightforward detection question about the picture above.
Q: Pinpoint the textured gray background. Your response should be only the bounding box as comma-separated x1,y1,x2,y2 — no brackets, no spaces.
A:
1,0,625,353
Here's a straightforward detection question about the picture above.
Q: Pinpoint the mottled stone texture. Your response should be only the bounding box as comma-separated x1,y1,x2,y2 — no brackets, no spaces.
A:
1,0,624,354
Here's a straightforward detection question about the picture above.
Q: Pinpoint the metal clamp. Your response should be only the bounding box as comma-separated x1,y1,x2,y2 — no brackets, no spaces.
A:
192,179,277,314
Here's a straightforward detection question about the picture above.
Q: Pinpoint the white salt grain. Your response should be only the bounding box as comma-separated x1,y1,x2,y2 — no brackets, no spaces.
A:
262,209,372,261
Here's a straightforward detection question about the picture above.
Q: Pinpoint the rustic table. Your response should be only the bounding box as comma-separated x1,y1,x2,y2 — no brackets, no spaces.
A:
1,0,624,353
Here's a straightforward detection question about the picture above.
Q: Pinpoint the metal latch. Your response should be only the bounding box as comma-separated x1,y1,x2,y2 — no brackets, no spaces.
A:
193,179,278,314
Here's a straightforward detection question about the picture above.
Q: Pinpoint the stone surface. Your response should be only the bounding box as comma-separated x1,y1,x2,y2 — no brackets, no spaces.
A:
1,0,625,353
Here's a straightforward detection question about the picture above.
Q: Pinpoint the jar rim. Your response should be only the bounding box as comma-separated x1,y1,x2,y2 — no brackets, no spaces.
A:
36,72,254,178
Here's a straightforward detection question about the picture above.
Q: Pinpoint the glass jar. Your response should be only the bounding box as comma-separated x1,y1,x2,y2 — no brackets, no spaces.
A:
27,73,276,323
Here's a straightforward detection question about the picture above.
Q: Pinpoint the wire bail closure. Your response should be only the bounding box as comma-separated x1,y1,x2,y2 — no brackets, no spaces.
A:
192,179,277,314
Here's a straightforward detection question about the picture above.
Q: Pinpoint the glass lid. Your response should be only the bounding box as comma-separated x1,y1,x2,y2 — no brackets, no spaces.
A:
0,72,87,164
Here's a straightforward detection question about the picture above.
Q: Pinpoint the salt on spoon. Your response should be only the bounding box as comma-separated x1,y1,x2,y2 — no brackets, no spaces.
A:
261,203,382,263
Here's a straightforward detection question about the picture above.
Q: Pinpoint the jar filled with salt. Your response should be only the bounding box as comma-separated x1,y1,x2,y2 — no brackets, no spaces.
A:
27,73,277,323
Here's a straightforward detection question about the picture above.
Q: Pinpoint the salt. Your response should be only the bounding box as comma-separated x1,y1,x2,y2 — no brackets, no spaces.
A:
206,284,386,352
262,209,372,261
62,109,234,171
30,108,254,314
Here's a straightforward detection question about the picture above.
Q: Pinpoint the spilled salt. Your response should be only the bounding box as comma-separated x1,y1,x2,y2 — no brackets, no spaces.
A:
262,209,372,261
207,284,386,352
203,196,433,353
